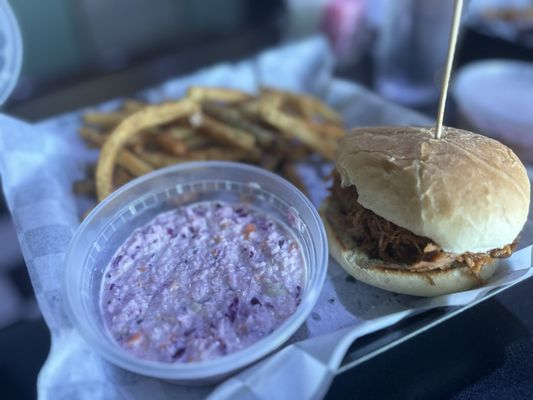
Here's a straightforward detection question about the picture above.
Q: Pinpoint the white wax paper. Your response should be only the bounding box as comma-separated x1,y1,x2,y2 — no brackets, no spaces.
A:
0,37,532,400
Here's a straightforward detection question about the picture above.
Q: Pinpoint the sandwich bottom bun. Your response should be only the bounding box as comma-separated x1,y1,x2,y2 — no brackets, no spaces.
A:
321,198,498,297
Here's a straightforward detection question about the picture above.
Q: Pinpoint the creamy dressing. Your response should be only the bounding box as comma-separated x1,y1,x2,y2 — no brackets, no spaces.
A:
100,201,304,363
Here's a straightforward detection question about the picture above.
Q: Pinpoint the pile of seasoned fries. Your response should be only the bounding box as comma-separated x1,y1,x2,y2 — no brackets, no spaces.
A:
74,86,345,210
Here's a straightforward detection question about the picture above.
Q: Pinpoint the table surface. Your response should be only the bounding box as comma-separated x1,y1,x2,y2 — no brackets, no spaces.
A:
4,31,533,400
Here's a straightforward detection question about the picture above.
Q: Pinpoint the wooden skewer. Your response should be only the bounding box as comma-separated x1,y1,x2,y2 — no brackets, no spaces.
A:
435,0,464,140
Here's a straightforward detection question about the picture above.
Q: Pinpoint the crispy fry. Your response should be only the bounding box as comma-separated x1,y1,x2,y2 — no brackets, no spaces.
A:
145,127,209,152
259,105,337,160
117,149,154,176
160,126,195,140
285,144,312,162
122,99,146,113
134,151,174,167
96,99,198,200
281,98,307,119
238,98,262,116
260,152,284,171
261,87,342,125
126,131,155,147
189,111,256,151
129,141,147,155
114,167,135,188
187,87,252,103
305,121,345,140
73,178,96,197
295,99,315,121
259,91,283,111
154,134,188,156
238,97,281,130
202,103,276,147
83,111,129,127
85,100,149,128
79,127,107,148
138,147,253,168
184,134,210,150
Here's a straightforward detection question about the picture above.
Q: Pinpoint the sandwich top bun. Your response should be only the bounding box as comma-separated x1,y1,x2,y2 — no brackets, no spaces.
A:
335,126,530,254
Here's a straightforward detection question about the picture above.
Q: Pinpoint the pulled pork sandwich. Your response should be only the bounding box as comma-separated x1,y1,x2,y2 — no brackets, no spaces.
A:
321,126,530,296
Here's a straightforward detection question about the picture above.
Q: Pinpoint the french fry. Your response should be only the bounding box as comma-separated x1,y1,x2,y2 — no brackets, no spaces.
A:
295,99,315,121
260,87,342,125
238,96,281,128
187,87,252,103
189,111,257,152
160,126,195,141
285,144,312,162
202,102,276,147
259,105,337,160
260,152,284,171
138,147,254,168
114,167,135,188
129,140,147,155
281,99,306,119
122,99,146,113
83,111,129,127
96,99,198,200
84,100,149,129
79,127,107,148
238,98,262,116
117,149,154,176
305,121,345,140
184,134,210,150
73,178,96,197
154,134,188,156
259,91,283,111
134,152,177,168
148,126,207,148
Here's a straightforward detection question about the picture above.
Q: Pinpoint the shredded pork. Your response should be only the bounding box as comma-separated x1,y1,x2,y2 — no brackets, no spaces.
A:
329,173,515,273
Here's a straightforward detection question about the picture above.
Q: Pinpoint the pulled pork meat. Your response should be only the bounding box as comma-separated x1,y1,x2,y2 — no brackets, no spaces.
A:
329,172,516,274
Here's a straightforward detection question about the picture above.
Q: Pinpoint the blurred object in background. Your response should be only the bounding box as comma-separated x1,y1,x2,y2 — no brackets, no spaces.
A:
452,60,533,162
373,0,456,107
468,0,533,47
284,0,328,39
284,0,371,67
6,0,283,109
0,0,22,105
459,0,533,66
322,0,369,66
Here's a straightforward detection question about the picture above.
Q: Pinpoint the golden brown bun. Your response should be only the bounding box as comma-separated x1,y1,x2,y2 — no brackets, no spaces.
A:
336,126,530,253
321,198,498,297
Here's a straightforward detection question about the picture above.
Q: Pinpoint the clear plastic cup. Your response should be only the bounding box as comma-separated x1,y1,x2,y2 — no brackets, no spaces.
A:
0,0,22,105
63,161,328,384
